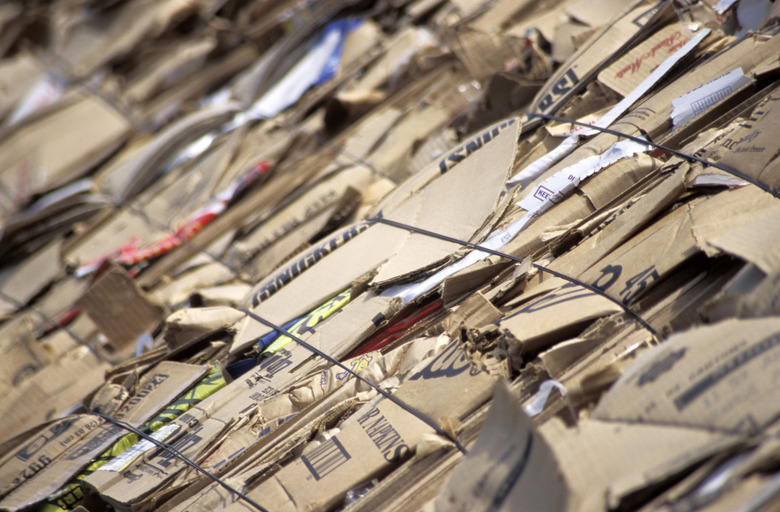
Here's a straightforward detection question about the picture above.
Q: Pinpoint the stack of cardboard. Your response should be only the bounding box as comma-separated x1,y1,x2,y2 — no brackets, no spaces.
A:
1,0,780,510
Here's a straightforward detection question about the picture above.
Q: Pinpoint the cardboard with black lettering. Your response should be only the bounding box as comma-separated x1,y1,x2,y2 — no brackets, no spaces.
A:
160,338,449,512
83,415,232,512
697,89,780,193
222,340,495,511
542,317,780,510
0,415,103,499
366,115,519,219
365,99,455,181
244,186,363,281
0,361,207,511
83,293,399,508
575,196,698,307
497,139,658,270
131,342,440,511
370,117,520,288
593,317,780,434
573,181,777,308
198,349,390,471
232,165,376,266
432,381,569,512
231,118,520,353
84,349,386,508
161,338,451,512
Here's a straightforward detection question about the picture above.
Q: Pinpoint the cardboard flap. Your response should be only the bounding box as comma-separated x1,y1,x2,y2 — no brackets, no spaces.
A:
549,168,686,278
371,117,519,288
107,104,238,203
394,339,496,422
499,281,623,353
0,93,131,205
230,221,408,352
689,185,778,258
593,318,780,434
56,0,198,78
577,200,698,306
702,204,780,273
0,238,62,320
598,23,696,97
0,415,103,499
541,417,738,512
76,265,168,351
705,89,780,187
232,339,494,511
529,1,663,113
432,381,569,512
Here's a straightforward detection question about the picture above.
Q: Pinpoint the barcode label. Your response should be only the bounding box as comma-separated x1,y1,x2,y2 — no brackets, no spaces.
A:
301,437,351,481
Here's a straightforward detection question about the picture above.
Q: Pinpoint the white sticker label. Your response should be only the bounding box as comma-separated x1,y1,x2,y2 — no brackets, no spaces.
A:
99,423,181,473
671,67,751,128
518,139,652,214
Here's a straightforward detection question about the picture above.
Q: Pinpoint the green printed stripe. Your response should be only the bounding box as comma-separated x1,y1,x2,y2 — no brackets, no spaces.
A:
41,365,226,511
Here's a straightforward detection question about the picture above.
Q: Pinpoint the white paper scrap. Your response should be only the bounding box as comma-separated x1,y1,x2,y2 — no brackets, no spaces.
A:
671,67,752,128
714,0,739,15
582,28,711,137
518,139,652,214
523,379,569,417
394,29,711,305
242,28,342,122
8,72,67,126
508,29,710,186
386,138,651,305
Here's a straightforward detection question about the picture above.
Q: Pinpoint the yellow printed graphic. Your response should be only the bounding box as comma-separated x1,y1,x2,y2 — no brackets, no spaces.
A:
334,354,374,381
263,289,351,355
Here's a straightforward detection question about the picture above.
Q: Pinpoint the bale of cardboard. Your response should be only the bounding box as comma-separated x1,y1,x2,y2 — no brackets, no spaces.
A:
1,0,779,511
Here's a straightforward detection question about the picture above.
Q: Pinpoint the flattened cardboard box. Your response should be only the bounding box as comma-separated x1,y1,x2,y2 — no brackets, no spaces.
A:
78,293,401,508
77,265,168,351
232,117,519,353
594,317,780,434
223,340,496,511
0,361,206,511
